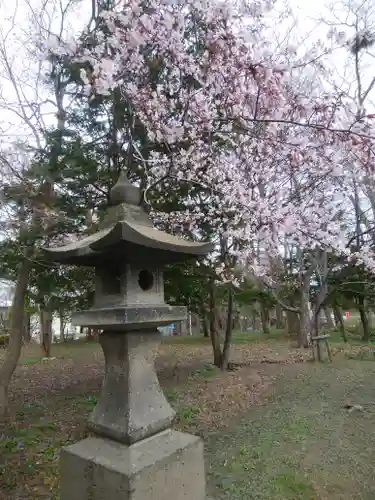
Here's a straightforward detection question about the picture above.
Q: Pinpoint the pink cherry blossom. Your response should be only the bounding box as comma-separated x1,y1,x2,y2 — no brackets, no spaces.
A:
50,0,375,274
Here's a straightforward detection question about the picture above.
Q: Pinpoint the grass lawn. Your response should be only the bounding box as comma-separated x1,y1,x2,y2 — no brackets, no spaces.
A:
1,334,375,499
206,360,375,500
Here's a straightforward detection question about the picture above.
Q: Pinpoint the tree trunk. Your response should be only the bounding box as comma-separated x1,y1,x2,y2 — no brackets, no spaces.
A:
298,311,310,348
275,304,284,329
221,287,234,371
59,311,66,342
217,308,225,332
249,310,257,330
86,327,94,341
298,292,311,348
0,258,30,418
286,311,300,337
324,307,335,329
367,308,372,330
297,267,314,348
23,313,31,343
260,304,270,334
201,306,210,338
333,305,347,342
40,310,53,357
209,280,222,367
236,307,244,333
312,304,320,338
358,296,370,342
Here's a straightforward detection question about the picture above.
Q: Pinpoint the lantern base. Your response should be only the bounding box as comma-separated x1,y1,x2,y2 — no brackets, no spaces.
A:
60,429,206,500
88,330,176,444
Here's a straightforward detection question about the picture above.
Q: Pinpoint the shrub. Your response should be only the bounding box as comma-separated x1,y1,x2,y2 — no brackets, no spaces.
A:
0,334,10,347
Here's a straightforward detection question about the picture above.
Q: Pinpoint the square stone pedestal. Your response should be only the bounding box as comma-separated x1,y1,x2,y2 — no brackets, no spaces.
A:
60,429,206,500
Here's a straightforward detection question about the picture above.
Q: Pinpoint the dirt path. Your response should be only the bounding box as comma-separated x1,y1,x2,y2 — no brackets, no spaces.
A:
5,339,310,405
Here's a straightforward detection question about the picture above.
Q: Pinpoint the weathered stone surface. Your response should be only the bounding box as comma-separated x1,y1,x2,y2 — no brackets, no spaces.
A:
46,173,212,500
92,264,165,309
109,170,142,207
72,305,186,330
60,430,206,500
43,171,213,267
88,330,175,444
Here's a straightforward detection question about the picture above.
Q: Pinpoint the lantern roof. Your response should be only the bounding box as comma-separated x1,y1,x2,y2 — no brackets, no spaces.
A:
43,171,213,266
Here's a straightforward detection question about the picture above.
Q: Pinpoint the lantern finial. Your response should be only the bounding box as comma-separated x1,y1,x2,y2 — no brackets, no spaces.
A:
109,170,141,206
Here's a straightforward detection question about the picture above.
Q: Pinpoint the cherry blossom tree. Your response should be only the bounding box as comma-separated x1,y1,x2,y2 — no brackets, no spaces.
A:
318,0,375,339
52,0,370,247
45,0,375,354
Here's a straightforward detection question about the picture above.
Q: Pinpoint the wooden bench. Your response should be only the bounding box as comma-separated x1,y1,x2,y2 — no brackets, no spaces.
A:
311,334,332,362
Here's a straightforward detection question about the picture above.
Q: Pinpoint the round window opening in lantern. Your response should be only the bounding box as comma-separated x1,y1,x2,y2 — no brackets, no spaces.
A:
138,270,154,291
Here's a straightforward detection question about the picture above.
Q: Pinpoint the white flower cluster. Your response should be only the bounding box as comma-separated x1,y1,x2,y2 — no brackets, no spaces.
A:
48,0,375,277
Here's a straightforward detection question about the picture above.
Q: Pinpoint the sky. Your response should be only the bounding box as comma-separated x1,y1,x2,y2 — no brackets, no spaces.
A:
0,0,373,132
0,0,88,148
0,278,13,306
0,0,373,145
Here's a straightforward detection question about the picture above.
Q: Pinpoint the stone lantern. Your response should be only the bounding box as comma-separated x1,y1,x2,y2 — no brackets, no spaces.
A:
44,171,213,500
